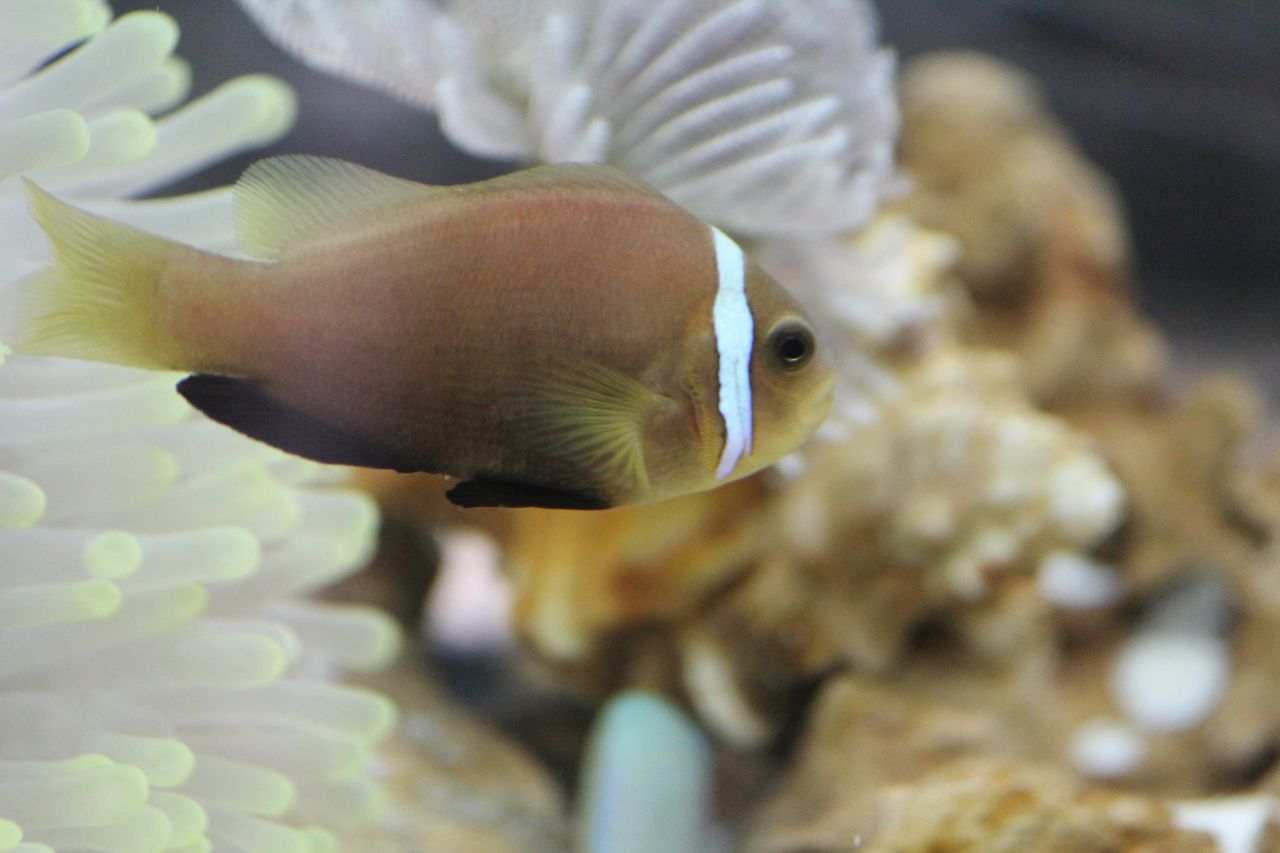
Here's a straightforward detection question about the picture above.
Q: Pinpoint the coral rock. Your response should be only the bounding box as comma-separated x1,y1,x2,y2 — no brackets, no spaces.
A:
347,660,569,852
503,477,769,670
896,51,1167,407
744,679,1222,851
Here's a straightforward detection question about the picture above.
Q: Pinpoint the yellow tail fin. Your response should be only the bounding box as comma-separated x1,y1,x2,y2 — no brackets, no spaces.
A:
14,181,188,369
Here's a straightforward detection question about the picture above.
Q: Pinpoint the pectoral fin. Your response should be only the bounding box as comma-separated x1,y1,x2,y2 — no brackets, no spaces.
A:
177,373,411,470
526,359,671,500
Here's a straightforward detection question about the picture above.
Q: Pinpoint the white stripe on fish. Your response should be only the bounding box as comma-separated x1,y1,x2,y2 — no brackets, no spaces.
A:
710,225,753,480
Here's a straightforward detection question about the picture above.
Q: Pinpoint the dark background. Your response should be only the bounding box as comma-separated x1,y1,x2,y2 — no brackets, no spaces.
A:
117,1,1280,396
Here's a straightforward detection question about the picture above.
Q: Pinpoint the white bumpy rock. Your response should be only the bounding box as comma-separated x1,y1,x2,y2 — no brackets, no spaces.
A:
0,4,399,852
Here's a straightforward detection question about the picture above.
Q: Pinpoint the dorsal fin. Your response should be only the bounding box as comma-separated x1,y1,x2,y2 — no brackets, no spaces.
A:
233,155,441,260
233,156,670,261
473,162,668,201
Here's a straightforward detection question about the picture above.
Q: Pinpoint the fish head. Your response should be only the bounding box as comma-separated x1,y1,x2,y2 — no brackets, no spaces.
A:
730,263,834,479
649,225,835,502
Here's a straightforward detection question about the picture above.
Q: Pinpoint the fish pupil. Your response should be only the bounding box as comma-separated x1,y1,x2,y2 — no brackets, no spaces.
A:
771,325,814,369
779,336,807,361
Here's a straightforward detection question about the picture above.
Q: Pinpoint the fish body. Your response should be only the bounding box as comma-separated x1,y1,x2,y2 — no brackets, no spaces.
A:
15,157,833,509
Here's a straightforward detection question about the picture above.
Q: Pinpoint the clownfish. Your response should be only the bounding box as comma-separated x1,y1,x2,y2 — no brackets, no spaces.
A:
13,156,834,509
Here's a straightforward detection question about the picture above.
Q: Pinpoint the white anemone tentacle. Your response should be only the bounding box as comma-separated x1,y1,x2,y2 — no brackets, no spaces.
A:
0,5,399,852
233,0,901,238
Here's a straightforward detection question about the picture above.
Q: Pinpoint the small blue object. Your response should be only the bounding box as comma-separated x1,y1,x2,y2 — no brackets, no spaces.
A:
577,691,713,853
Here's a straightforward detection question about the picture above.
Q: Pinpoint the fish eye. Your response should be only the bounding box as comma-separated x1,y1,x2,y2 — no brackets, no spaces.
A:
769,322,815,370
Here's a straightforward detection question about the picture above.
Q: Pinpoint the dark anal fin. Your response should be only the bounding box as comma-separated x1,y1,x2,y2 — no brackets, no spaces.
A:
178,373,410,470
446,477,610,510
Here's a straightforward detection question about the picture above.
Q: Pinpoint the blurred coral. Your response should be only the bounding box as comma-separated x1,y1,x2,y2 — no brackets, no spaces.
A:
742,681,1279,852
895,51,1169,408
342,660,569,853
893,57,1280,808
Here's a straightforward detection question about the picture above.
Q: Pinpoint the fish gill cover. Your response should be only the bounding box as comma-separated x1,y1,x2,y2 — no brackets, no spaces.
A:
0,4,398,851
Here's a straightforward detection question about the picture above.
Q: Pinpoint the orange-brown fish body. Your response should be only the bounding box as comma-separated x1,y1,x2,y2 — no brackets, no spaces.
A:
16,157,834,509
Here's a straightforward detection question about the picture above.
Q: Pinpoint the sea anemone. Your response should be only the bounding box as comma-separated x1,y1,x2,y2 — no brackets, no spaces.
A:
235,0,901,238
0,4,398,851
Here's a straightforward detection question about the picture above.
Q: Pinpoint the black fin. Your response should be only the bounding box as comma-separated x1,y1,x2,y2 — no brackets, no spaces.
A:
446,477,611,510
178,373,411,470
